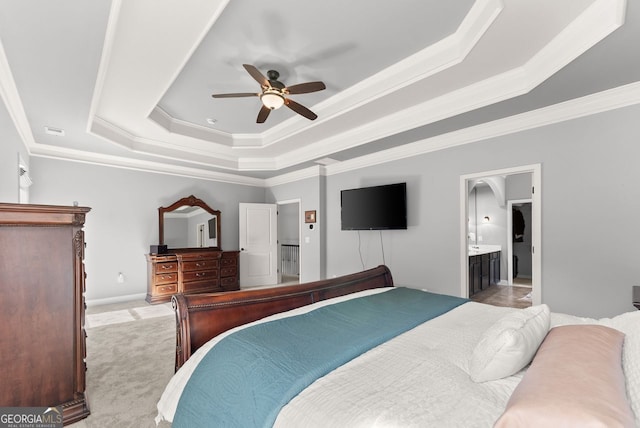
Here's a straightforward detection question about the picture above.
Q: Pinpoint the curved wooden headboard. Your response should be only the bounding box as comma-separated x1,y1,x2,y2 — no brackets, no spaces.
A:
172,265,394,370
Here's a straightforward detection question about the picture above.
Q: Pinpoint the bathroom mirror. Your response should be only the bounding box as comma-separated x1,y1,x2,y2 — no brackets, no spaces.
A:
158,195,221,250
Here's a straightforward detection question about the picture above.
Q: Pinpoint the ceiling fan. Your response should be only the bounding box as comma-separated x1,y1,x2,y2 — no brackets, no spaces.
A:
212,64,326,123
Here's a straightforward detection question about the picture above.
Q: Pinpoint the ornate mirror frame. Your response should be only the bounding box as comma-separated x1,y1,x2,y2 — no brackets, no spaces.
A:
158,195,221,251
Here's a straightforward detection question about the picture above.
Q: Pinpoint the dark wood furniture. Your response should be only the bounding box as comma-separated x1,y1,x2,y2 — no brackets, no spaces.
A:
469,251,500,297
146,250,240,304
172,265,394,370
0,203,90,425
146,195,239,304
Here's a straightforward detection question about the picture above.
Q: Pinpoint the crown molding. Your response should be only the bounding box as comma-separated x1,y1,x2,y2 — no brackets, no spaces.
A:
264,165,324,188
30,144,265,187
29,81,640,188
324,81,640,176
274,0,624,171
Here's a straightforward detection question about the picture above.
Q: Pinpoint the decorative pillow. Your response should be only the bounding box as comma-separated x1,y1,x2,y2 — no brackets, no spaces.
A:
602,311,640,426
469,304,549,382
494,325,635,428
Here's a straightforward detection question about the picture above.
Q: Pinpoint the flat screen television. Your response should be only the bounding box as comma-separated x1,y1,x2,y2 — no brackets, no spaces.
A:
341,182,407,230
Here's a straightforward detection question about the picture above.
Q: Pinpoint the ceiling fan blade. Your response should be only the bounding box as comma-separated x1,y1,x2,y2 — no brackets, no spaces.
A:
285,98,318,121
256,105,271,123
211,92,258,98
243,64,269,87
285,81,326,95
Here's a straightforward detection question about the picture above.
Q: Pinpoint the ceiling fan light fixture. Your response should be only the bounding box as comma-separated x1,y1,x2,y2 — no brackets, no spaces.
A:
260,90,285,110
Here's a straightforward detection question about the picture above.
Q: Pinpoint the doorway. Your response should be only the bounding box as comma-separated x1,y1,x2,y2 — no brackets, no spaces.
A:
239,200,301,289
277,200,301,286
460,164,541,306
508,200,532,286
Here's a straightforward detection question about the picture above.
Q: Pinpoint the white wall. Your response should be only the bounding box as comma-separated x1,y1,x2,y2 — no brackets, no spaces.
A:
323,103,640,318
0,101,29,203
28,158,265,303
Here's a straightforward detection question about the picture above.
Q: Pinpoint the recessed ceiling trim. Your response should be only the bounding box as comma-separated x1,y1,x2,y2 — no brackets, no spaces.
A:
90,0,231,137
90,116,240,169
149,106,237,146
30,144,265,187
258,0,504,149
264,165,324,188
263,0,623,172
107,0,502,155
324,81,640,177
520,0,626,90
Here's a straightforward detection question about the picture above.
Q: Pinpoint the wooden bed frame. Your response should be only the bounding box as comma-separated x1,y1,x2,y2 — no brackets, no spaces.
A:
171,265,394,370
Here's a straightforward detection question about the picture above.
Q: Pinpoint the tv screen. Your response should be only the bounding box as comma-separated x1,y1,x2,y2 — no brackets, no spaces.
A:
341,182,407,230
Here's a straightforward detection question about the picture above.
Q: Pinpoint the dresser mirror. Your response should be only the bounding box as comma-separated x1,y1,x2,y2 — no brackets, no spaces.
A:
158,195,221,250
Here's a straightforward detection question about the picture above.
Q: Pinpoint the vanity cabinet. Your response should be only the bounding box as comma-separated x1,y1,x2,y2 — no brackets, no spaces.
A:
146,250,240,304
0,203,91,425
469,250,500,297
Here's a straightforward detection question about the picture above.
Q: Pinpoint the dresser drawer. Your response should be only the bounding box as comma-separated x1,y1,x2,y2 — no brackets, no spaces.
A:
220,276,238,288
220,266,237,277
155,272,178,284
182,269,218,283
155,284,177,295
220,257,237,267
156,261,178,273
182,259,218,272
183,279,220,293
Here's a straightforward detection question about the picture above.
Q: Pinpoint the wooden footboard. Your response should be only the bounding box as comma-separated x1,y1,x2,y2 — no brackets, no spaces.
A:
171,265,394,370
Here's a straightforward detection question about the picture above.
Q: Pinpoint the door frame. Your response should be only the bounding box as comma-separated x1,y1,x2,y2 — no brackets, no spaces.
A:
507,199,532,285
459,163,541,305
276,198,302,283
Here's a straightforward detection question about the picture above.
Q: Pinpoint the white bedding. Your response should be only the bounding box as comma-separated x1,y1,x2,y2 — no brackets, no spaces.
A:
156,289,640,427
274,301,522,428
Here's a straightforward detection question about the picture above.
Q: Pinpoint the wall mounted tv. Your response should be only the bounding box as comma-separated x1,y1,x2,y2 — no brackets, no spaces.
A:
341,182,407,230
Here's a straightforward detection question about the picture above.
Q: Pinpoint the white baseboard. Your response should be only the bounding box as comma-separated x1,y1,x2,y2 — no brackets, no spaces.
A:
85,293,147,307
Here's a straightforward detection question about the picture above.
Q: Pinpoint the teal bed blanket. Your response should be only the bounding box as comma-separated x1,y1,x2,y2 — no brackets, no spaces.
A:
173,287,467,428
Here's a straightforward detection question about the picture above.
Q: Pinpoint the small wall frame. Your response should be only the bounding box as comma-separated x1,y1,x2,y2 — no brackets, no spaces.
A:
304,210,316,223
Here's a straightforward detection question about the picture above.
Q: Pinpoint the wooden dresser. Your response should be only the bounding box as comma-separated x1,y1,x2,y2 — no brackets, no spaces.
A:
0,203,91,425
146,250,239,304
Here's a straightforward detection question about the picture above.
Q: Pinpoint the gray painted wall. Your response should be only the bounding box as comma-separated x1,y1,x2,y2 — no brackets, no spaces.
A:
7,102,639,317
324,103,640,318
28,158,265,303
266,175,323,282
278,203,299,245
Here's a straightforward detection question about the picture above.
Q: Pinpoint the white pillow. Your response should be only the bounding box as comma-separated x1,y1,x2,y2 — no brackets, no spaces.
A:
469,304,550,382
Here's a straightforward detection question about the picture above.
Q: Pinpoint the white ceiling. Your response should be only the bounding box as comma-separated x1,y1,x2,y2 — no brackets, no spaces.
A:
1,0,639,185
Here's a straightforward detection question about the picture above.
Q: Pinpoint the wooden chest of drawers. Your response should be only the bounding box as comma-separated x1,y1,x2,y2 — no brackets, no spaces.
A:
146,250,239,303
0,203,91,425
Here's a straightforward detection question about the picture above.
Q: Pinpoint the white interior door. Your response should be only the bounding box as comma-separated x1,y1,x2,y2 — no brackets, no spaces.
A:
239,203,278,287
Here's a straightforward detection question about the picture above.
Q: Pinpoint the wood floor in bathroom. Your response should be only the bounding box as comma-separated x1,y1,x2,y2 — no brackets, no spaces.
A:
470,283,532,309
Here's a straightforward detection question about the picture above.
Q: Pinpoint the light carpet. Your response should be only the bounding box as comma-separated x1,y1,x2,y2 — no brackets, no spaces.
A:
86,303,173,328
70,307,175,427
